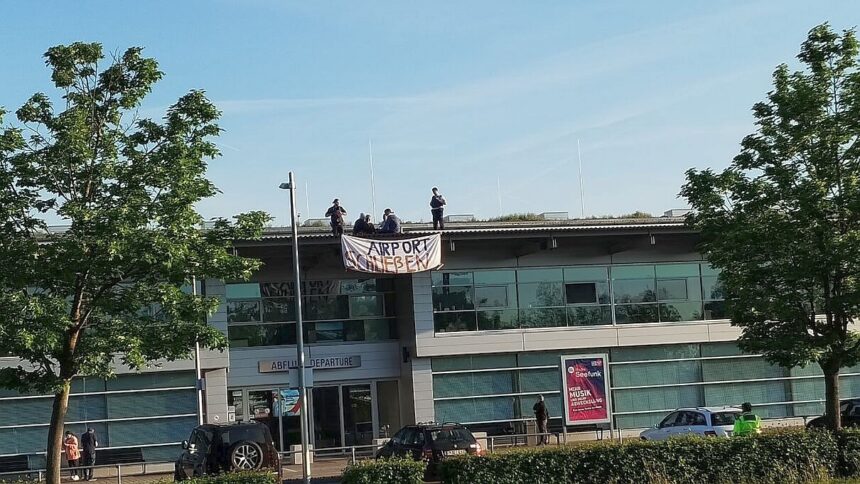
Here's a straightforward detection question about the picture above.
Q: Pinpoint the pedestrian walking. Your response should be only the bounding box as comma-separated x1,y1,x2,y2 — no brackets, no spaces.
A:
733,402,762,437
533,395,549,445
324,199,347,236
379,209,402,234
430,187,446,230
80,427,98,481
64,431,80,481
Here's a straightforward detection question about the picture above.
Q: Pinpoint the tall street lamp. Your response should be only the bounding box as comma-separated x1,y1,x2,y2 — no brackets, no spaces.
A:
279,172,311,484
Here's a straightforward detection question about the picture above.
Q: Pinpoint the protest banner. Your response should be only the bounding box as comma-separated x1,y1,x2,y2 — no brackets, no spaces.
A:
341,233,443,274
560,354,611,426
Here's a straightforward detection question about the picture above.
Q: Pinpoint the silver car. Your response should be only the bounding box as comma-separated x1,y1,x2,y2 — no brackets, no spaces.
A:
639,407,741,441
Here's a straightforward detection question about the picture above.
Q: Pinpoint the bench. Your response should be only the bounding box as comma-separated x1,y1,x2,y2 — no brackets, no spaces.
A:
95,448,145,465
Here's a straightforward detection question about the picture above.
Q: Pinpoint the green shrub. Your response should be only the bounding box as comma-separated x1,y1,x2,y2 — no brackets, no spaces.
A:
341,458,425,484
155,470,278,484
439,429,842,484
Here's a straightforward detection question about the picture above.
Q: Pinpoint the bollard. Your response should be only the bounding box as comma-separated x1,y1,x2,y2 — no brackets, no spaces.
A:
117,464,122,484
351,446,356,464
38,471,43,482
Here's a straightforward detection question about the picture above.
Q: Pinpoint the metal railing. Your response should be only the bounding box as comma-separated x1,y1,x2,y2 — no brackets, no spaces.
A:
0,460,175,483
485,431,563,452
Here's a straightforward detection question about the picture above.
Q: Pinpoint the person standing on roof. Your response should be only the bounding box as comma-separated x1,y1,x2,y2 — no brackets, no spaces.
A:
733,402,762,437
325,199,347,236
430,187,447,230
379,209,402,234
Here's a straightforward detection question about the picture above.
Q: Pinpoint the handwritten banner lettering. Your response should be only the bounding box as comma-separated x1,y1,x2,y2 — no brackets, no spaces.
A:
341,234,443,274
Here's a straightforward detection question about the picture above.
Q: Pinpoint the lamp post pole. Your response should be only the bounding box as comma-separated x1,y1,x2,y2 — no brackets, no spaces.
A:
192,274,204,426
280,172,311,483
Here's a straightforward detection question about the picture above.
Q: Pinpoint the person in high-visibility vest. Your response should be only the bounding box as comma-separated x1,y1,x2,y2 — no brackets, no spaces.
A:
733,402,762,436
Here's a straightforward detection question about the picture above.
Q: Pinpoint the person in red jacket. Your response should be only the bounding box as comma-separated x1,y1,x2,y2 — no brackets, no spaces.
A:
63,431,81,481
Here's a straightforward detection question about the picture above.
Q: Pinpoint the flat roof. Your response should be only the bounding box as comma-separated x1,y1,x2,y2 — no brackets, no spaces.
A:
258,216,689,240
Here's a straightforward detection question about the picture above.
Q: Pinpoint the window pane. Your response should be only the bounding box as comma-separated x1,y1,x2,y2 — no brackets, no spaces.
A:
659,302,703,322
517,268,564,283
704,300,727,319
263,298,296,322
701,263,720,276
345,320,365,341
519,308,567,328
435,312,477,333
702,276,724,300
564,266,609,282
384,294,397,317
228,323,296,347
261,282,294,297
656,279,689,300
612,265,655,280
565,283,597,304
364,319,396,341
613,279,657,303
433,286,474,311
473,270,516,285
350,295,384,317
655,264,700,278
304,295,349,320
312,322,344,342
477,310,519,330
340,279,381,294
475,286,512,308
518,282,564,307
615,304,658,324
226,283,261,299
437,272,473,286
568,306,611,326
228,301,261,323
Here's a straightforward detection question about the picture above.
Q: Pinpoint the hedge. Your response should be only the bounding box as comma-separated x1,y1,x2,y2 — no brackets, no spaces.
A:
341,458,425,484
155,470,278,484
438,429,860,484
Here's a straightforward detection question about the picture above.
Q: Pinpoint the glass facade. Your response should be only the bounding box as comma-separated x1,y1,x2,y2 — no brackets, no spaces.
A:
432,263,724,333
226,278,398,348
0,371,196,467
430,344,860,433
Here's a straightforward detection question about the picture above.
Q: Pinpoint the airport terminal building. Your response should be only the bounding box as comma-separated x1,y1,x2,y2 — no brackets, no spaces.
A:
4,214,860,468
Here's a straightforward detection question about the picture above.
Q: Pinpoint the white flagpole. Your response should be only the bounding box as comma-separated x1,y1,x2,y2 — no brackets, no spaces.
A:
577,139,585,218
369,139,378,220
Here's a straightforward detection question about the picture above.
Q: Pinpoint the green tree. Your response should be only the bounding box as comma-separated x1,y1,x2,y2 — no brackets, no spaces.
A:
0,43,269,483
681,24,860,430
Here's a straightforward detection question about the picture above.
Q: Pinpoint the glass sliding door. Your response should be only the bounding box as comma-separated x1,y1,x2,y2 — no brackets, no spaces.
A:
312,386,342,449
376,381,400,438
342,385,373,446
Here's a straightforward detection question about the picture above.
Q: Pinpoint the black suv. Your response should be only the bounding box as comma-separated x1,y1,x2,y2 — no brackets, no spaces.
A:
377,423,483,476
174,423,281,481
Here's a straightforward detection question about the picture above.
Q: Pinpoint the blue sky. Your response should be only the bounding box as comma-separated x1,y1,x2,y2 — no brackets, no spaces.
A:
2,1,858,225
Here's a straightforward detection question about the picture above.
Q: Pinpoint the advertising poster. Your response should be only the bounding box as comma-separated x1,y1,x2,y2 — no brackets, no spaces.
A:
560,354,611,426
277,389,301,416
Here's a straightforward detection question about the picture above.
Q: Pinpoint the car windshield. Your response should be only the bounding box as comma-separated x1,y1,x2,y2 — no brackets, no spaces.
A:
430,428,474,444
711,412,738,426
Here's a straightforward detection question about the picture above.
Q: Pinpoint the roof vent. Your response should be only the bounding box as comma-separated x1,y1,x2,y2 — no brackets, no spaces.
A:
540,211,568,220
663,209,691,218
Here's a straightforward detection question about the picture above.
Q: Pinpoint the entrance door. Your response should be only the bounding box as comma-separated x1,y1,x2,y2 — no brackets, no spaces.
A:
312,386,342,449
343,385,373,446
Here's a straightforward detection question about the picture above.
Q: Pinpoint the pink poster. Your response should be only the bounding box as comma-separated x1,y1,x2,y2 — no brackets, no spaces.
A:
561,354,611,425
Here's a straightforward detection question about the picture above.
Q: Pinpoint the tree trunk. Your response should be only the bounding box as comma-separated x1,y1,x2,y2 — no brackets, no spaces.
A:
46,380,71,484
823,366,842,431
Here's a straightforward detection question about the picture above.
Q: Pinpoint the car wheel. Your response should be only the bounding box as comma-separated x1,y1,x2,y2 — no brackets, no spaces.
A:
229,441,264,471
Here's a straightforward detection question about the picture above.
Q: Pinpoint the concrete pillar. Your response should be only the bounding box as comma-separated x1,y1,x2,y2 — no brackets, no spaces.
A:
204,368,229,424
411,358,435,423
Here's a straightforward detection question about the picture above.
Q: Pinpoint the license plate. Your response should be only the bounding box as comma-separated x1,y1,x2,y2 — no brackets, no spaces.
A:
444,449,466,456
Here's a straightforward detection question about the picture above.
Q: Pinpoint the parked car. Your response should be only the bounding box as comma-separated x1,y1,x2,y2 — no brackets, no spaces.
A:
377,422,484,477
806,398,860,429
639,407,741,441
174,423,281,481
